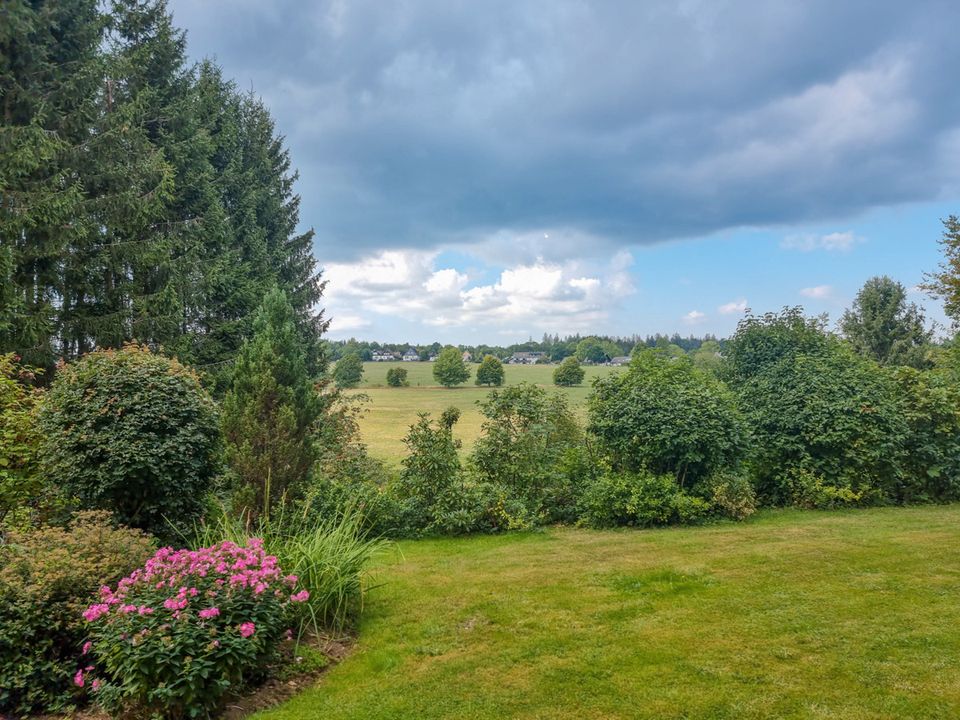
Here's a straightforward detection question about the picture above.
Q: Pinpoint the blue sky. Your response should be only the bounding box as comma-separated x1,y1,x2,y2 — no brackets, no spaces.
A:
169,0,960,343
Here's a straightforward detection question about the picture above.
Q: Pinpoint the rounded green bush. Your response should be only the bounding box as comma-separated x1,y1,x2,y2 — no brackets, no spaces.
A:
39,344,220,538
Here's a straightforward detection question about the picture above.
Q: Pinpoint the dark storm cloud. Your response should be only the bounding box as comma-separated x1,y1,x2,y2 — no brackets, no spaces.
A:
169,0,960,259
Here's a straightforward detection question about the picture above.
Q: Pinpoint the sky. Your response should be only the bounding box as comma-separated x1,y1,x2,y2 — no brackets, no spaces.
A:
168,0,960,343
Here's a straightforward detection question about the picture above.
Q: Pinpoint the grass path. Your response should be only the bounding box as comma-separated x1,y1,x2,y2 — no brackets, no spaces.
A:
347,362,614,464
256,506,960,719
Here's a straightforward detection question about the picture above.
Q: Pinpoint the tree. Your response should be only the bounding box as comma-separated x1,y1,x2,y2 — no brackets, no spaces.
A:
221,289,322,519
472,383,581,504
433,346,470,387
691,339,723,374
475,355,505,386
721,307,830,385
333,353,363,389
588,350,746,486
38,345,220,538
553,356,585,386
575,337,609,364
840,276,932,368
923,215,960,327
386,366,408,387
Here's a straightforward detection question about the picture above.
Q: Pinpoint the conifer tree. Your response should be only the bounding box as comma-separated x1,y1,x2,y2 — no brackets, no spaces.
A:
221,288,321,518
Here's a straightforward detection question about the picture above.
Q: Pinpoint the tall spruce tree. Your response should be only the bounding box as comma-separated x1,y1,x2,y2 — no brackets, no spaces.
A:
0,0,102,369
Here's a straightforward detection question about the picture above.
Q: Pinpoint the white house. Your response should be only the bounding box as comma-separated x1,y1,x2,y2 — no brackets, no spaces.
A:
402,347,420,362
371,350,398,362
509,351,546,365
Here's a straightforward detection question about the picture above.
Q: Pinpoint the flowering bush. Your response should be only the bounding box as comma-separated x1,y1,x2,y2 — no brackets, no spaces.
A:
0,512,154,717
81,538,309,719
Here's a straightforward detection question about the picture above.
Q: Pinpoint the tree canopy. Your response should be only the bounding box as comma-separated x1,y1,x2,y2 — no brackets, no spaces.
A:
840,276,931,368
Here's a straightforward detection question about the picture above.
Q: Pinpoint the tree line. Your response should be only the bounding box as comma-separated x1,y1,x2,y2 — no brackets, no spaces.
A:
0,0,326,387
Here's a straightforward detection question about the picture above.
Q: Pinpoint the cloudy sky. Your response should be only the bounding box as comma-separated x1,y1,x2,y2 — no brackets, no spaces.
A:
169,0,960,342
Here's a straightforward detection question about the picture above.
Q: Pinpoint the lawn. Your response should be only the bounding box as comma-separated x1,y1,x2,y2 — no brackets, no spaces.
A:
256,506,960,719
347,362,615,464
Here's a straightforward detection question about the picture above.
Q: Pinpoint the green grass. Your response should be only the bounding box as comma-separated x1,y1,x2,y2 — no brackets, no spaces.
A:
255,505,960,719
348,362,614,464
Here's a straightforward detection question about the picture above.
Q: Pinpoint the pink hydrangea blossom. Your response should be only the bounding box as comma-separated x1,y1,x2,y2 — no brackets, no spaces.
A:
198,607,220,619
82,641,92,655
74,669,85,687
290,590,310,603
239,622,256,638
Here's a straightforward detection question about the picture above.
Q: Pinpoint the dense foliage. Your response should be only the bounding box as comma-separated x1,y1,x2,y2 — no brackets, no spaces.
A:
840,276,932,368
589,351,747,486
385,366,408,387
333,353,364,389
81,538,309,719
553,356,585,386
475,354,505,386
0,354,44,529
0,0,326,378
0,512,154,716
221,289,324,520
38,345,221,538
432,346,470,387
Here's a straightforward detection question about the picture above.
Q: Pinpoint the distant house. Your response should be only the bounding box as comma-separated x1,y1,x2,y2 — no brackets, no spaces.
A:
462,351,472,363
371,350,398,362
509,351,546,365
402,347,420,362
428,354,438,362
609,356,630,366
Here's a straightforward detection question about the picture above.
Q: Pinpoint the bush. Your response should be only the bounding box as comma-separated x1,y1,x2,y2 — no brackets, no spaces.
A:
475,355,504,386
889,366,960,502
553,356,585,386
432,346,469,387
0,354,46,530
578,471,711,528
38,345,220,539
735,342,904,505
695,471,757,521
333,353,364,389
787,469,864,510
0,512,154,716
588,351,747,486
472,383,582,510
81,538,310,719
222,289,325,520
385,366,408,387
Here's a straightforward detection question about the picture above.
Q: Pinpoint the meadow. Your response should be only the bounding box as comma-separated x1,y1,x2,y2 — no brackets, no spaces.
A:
348,361,616,463
256,505,960,720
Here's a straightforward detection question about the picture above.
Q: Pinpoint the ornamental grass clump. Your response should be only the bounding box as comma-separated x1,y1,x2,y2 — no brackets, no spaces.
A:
80,539,309,719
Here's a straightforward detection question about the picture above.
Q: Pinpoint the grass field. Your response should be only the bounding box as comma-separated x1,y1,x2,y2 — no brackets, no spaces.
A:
347,362,615,464
256,505,960,719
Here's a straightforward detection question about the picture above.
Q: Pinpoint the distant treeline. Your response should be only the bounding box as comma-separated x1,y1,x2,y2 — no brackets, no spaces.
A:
327,333,722,363
0,0,326,385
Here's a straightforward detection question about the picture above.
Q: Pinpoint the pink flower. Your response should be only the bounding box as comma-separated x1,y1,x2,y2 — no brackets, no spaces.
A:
83,603,110,622
290,590,310,603
91,679,101,692
74,669,85,687
138,606,154,615
120,604,137,614
198,607,220,619
82,641,92,655
239,622,256,638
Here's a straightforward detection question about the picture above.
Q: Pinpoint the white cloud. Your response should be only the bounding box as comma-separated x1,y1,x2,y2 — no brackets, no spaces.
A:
718,298,748,315
781,230,862,252
322,248,637,335
683,310,707,324
800,285,833,299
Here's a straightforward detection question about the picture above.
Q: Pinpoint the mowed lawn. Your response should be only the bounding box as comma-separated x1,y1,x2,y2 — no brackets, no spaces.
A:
257,506,960,720
346,362,615,464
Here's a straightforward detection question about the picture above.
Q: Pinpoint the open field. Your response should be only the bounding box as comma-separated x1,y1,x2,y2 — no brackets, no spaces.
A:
257,505,960,720
348,361,616,464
